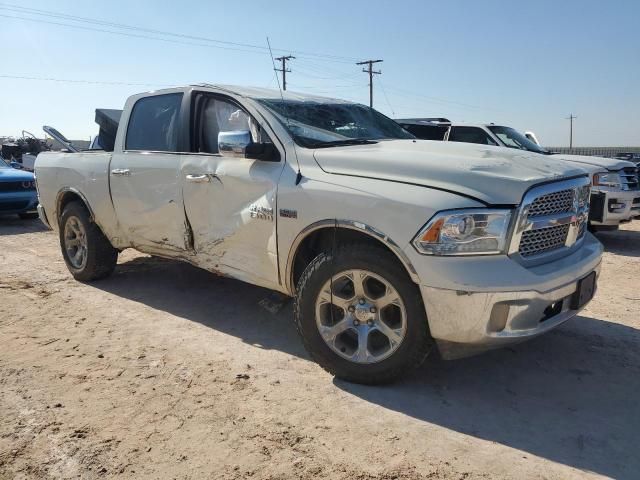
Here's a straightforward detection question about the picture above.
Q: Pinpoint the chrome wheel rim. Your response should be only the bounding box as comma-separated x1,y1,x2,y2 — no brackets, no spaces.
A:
315,269,407,364
64,216,88,269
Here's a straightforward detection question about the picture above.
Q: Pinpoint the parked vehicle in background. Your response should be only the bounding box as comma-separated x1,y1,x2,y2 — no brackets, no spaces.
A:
397,118,640,229
612,152,640,168
0,157,38,219
35,85,602,384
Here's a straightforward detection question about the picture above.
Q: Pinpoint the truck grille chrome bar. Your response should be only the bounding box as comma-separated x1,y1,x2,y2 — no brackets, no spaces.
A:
509,177,591,264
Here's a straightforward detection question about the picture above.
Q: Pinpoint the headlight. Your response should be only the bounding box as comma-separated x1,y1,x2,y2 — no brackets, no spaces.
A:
592,172,621,188
412,209,512,255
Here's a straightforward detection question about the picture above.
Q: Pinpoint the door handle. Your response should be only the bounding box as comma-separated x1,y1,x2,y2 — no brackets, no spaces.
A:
111,168,131,176
186,173,215,183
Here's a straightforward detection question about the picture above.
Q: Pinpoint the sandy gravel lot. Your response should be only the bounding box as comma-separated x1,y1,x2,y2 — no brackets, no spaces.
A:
1,218,639,479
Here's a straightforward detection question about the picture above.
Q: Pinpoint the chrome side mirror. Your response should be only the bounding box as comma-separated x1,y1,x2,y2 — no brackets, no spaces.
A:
218,130,251,158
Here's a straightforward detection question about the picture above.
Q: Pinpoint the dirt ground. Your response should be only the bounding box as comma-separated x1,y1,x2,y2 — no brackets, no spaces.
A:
0,217,638,480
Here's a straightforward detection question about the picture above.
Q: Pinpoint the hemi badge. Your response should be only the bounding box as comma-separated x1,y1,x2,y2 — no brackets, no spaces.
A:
279,209,297,219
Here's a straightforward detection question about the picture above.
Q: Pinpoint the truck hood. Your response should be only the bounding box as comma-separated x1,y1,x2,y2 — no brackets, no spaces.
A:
0,166,35,182
550,154,634,171
313,140,586,205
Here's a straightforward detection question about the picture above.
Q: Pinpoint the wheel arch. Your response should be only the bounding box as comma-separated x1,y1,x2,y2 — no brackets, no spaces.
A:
56,188,95,225
286,219,420,295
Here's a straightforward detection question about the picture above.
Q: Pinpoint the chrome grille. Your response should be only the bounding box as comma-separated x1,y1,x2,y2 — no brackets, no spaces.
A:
511,178,591,262
527,189,574,217
519,224,570,257
620,167,639,191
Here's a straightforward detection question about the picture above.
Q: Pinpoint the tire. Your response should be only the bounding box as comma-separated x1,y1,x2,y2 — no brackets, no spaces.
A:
294,243,433,385
59,201,118,281
18,212,39,219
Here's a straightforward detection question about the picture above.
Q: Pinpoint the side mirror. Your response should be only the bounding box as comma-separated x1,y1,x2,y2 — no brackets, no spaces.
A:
218,130,251,158
218,130,279,162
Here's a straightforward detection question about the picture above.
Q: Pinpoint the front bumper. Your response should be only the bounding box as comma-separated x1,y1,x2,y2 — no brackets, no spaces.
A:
37,203,52,229
589,189,640,225
0,191,38,215
416,233,603,359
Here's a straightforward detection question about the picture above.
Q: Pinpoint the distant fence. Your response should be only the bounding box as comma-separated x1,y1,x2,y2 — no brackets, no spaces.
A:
546,146,640,157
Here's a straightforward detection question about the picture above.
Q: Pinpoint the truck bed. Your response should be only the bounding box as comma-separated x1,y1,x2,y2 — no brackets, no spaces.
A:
36,150,117,236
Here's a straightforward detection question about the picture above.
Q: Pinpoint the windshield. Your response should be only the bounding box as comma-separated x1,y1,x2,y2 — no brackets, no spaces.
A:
257,99,414,148
488,126,549,154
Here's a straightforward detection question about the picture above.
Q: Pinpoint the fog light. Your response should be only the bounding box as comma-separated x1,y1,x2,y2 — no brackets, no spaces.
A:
488,303,510,332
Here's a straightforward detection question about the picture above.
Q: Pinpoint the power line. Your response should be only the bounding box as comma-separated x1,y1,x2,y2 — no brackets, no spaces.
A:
0,74,174,87
382,84,503,113
294,58,365,79
293,67,361,82
274,55,295,91
356,59,383,108
377,77,396,116
0,3,359,64
0,13,267,56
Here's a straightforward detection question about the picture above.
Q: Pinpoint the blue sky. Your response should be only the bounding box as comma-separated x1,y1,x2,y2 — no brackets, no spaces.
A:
1,0,638,146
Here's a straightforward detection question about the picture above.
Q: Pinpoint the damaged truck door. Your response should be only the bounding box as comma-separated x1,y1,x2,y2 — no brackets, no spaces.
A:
181,93,284,286
110,92,190,253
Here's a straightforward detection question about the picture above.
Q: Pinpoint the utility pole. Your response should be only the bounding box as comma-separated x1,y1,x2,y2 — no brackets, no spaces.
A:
566,114,577,149
274,55,295,90
356,59,383,108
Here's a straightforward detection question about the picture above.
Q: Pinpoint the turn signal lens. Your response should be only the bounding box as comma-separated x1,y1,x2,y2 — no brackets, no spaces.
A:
592,172,621,188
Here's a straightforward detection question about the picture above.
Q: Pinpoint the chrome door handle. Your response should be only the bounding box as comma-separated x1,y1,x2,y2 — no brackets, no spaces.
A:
186,173,212,183
111,168,131,176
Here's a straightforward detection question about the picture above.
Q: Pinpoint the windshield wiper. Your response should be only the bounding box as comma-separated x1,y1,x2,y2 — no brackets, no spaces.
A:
306,138,378,149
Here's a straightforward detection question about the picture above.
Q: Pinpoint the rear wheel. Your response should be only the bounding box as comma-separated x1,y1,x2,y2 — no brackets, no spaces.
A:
294,243,433,384
59,202,118,281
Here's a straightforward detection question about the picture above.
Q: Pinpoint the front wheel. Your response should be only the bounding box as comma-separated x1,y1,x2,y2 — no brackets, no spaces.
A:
294,243,433,385
59,202,118,281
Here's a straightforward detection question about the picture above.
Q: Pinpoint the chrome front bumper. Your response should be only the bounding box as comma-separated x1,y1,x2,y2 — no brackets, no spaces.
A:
590,189,640,225
418,234,603,360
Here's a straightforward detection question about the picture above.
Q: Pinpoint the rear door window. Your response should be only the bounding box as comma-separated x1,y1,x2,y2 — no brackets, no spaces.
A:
448,126,497,146
126,93,183,151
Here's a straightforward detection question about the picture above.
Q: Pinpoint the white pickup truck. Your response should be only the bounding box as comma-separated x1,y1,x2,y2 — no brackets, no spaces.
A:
35,85,602,384
397,119,640,229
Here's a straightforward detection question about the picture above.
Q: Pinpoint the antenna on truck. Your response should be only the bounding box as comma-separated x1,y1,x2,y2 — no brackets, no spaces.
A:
266,36,302,185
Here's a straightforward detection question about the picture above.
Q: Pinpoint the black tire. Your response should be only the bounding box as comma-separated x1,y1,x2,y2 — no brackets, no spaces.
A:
59,201,118,281
294,243,433,385
18,212,39,219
